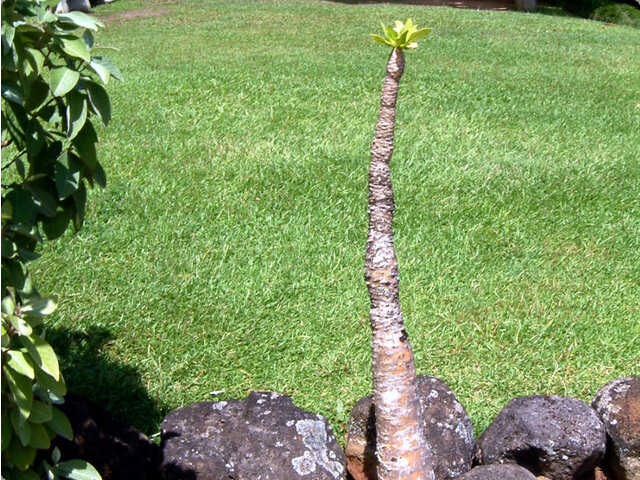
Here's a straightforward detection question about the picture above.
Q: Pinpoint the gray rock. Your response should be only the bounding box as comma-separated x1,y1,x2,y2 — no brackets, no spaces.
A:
159,391,346,480
474,395,606,480
592,377,640,480
345,375,474,480
459,464,536,480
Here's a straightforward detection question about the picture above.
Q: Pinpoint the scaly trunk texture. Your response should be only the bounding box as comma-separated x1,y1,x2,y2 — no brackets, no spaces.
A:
365,48,434,480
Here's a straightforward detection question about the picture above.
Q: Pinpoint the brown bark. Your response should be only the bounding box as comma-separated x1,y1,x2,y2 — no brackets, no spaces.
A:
365,48,434,480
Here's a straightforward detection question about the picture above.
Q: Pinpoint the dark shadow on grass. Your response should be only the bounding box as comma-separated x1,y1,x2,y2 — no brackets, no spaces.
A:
47,324,165,436
538,0,640,21
535,5,573,16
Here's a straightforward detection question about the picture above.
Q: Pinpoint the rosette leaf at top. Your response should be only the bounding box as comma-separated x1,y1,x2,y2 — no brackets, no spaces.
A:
371,18,431,50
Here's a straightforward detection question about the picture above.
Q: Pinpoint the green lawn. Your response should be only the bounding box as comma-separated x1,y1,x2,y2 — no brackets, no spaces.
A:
35,0,640,442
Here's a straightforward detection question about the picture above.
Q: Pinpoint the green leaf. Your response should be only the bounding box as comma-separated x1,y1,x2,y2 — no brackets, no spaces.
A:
27,422,51,449
2,294,16,314
57,12,105,31
1,323,8,349
15,24,44,46
18,248,42,263
8,350,35,379
9,314,33,336
371,34,391,46
22,334,60,381
73,183,87,230
10,409,31,445
2,199,13,220
66,90,87,140
34,365,67,397
93,162,106,188
25,184,57,218
85,81,111,126
12,468,41,480
9,223,42,244
83,30,95,49
41,5,58,22
91,56,123,82
39,104,61,123
2,409,12,450
5,435,37,470
396,29,409,47
5,260,35,298
384,24,398,41
21,296,58,318
3,104,25,149
2,237,17,258
16,158,27,179
49,391,65,405
88,60,110,84
52,446,62,463
48,406,73,441
2,80,25,105
55,152,82,200
6,367,34,425
72,121,98,170
25,118,46,157
42,207,73,240
2,30,18,72
56,460,102,480
50,67,80,97
408,27,431,43
3,24,16,46
5,188,35,223
29,400,53,424
58,37,91,62
23,78,49,112
43,423,59,441
24,47,45,76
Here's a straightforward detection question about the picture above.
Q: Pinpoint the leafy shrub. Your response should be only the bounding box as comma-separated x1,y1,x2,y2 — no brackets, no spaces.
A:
546,0,640,27
559,0,611,17
592,3,640,27
553,0,640,21
1,0,121,478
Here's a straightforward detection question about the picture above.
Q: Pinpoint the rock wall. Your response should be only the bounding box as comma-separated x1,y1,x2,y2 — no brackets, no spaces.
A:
54,377,639,480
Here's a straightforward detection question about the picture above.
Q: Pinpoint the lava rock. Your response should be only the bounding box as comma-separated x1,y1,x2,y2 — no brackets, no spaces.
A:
459,464,537,480
159,391,346,480
345,375,474,480
592,377,640,480
53,394,159,480
474,395,606,480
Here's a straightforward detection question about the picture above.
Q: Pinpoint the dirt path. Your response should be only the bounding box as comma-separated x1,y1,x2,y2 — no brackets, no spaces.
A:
98,0,175,22
330,0,517,10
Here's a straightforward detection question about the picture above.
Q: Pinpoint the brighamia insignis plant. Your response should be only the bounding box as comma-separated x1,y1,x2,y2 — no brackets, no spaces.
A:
365,19,434,480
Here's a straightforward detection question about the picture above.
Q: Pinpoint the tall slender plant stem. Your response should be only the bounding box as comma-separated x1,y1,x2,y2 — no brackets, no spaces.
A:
365,47,434,480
